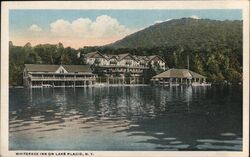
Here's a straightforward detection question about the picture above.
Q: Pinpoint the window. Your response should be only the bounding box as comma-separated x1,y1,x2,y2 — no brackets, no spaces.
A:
110,60,117,65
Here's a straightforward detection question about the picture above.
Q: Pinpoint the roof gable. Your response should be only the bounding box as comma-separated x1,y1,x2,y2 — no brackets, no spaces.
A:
107,55,118,60
137,56,149,61
118,53,137,61
55,65,68,73
92,53,104,58
148,55,165,63
85,51,107,60
124,55,134,60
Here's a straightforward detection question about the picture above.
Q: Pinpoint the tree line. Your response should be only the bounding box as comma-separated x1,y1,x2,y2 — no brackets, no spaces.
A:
9,40,242,86
83,45,242,84
9,42,85,86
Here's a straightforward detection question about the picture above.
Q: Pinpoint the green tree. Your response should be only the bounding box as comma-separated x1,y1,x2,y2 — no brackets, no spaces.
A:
142,63,157,83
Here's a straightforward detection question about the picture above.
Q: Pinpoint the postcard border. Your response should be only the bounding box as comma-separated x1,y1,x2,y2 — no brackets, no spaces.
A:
1,1,249,157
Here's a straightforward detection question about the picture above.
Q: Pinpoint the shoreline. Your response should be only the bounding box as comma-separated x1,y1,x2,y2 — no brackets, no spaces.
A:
9,82,242,89
9,84,150,89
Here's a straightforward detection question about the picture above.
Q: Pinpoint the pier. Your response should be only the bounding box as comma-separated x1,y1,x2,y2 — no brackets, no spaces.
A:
96,77,145,85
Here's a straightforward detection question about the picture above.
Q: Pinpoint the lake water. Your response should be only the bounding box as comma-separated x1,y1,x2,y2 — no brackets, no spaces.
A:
9,85,242,151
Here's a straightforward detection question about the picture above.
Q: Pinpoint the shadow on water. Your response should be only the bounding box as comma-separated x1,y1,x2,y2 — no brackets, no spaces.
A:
9,85,242,151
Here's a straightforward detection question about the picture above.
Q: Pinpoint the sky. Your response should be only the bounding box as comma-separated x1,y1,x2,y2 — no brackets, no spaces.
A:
9,9,242,49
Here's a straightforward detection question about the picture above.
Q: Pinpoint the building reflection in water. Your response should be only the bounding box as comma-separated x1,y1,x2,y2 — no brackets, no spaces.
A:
9,85,242,151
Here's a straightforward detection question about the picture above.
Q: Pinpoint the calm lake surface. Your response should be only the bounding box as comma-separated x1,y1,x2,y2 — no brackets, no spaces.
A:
9,85,242,151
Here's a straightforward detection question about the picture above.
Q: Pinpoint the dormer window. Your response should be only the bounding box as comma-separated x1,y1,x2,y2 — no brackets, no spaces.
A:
125,61,132,65
110,60,117,65
140,62,145,65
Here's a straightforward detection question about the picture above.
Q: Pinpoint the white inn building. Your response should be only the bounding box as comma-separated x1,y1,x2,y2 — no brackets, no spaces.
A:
83,51,166,77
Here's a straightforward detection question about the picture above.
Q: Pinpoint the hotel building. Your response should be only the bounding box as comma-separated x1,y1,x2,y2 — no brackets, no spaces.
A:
83,51,166,77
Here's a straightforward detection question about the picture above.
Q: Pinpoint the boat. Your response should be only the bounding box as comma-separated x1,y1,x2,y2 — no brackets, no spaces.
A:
192,82,211,86
42,84,53,88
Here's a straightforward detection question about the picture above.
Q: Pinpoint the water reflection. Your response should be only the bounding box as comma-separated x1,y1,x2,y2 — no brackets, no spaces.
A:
9,85,242,150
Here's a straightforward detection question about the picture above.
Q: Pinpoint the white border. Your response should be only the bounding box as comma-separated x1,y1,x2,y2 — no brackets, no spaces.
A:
1,1,249,157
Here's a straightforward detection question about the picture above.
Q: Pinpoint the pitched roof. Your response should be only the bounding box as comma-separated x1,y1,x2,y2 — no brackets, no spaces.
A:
84,51,107,59
24,64,92,73
117,53,130,60
117,53,138,61
152,68,206,79
84,52,165,63
84,51,98,58
147,55,157,60
63,65,92,73
189,70,206,78
148,55,165,62
105,54,119,60
25,64,60,72
137,56,149,61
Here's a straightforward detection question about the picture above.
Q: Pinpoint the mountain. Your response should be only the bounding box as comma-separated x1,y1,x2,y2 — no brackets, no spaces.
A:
107,18,242,49
103,18,243,83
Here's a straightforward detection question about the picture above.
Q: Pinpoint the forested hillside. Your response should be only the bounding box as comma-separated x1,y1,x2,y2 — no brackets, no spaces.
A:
104,18,243,83
108,18,242,49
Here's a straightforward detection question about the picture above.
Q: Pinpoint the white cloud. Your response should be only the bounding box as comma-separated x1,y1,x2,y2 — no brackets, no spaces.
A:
154,20,163,24
71,18,92,35
50,15,133,38
50,19,72,37
154,19,172,24
189,15,201,19
29,24,42,32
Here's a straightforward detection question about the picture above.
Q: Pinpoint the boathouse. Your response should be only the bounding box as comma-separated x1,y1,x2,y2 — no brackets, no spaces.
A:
151,68,207,86
23,64,97,88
